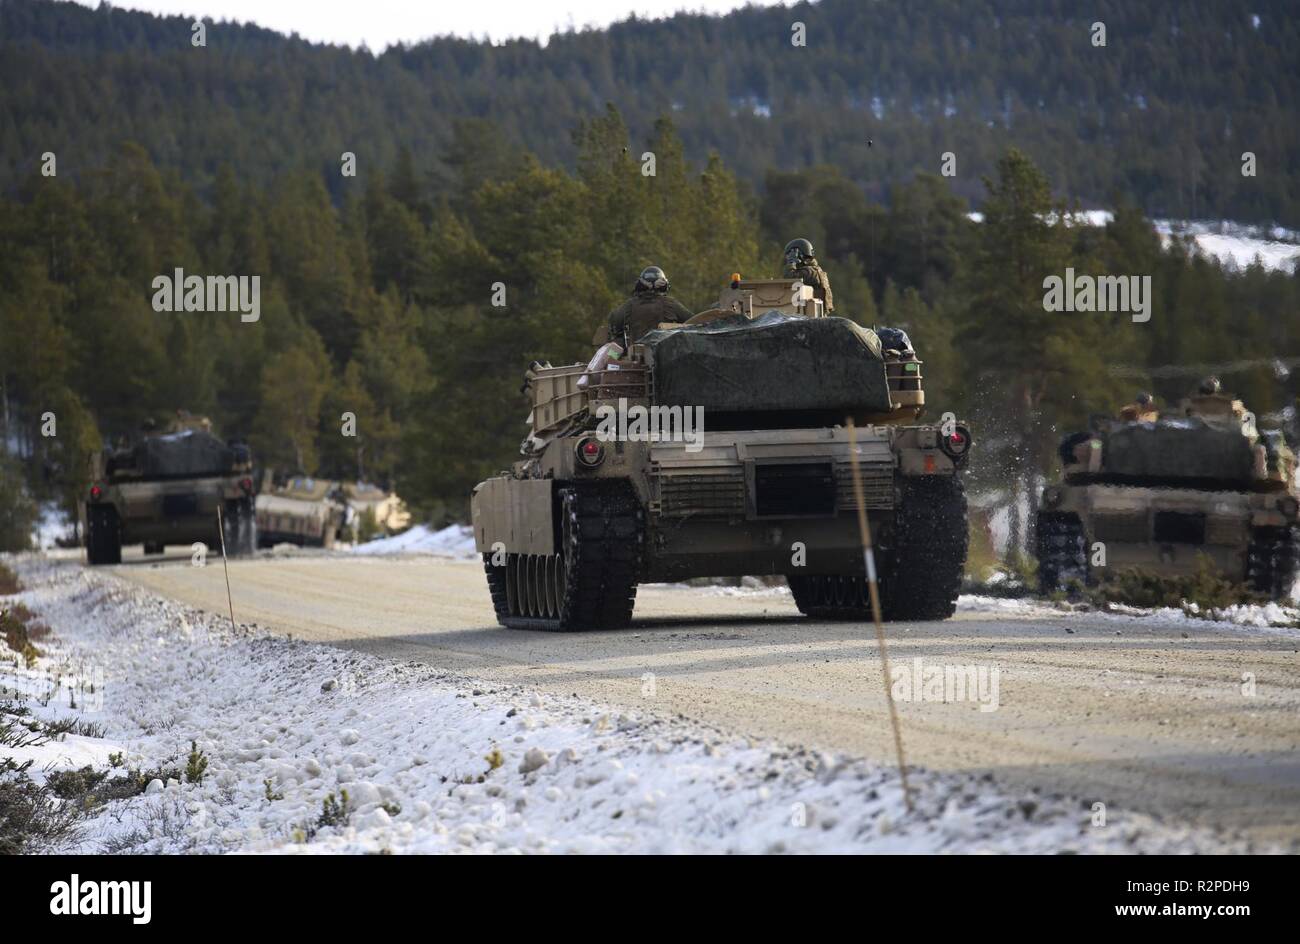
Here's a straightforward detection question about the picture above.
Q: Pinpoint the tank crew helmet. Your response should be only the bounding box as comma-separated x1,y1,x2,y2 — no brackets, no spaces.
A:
634,266,669,295
1199,376,1222,395
1135,392,1153,406
784,238,815,269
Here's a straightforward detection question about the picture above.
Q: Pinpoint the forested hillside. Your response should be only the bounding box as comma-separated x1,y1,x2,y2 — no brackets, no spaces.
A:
1,0,1298,223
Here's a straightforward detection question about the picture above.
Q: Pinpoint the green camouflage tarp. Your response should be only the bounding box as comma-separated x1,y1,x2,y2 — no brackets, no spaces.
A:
641,312,891,416
1102,419,1256,484
111,430,241,478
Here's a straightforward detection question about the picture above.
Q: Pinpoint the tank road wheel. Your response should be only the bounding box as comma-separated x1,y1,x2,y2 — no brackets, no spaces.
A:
877,475,969,621
483,483,642,631
85,505,122,566
1036,511,1088,595
1246,525,1300,601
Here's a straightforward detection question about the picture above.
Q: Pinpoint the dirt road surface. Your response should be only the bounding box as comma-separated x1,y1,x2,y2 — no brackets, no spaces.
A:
115,552,1300,843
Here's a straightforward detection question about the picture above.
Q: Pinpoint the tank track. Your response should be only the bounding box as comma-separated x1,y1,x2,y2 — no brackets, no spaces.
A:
788,475,968,621
85,505,122,566
879,476,969,620
485,482,642,631
1245,525,1300,601
1035,511,1088,594
787,573,872,619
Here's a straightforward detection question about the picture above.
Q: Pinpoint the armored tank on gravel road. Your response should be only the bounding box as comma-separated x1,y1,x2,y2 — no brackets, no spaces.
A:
471,275,973,630
81,413,257,565
1037,381,1299,599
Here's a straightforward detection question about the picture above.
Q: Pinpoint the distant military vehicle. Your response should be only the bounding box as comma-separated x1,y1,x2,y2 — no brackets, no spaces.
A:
81,413,257,565
471,275,972,630
255,475,348,548
1037,382,1299,599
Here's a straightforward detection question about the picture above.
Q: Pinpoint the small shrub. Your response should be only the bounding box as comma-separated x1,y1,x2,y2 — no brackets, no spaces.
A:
296,789,352,841
185,741,208,785
1088,557,1264,612
0,714,47,749
1,608,41,667
263,778,284,802
0,562,21,596
108,752,125,768
318,789,351,829
483,746,504,774
45,765,110,800
0,758,84,853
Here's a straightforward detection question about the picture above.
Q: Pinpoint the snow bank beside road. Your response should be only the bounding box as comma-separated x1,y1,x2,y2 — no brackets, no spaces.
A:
353,524,476,558
0,558,1270,854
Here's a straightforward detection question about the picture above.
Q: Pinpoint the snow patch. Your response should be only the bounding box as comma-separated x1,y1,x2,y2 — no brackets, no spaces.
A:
353,523,476,558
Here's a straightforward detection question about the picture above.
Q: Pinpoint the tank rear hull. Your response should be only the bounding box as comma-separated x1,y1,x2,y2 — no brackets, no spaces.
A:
1038,482,1299,592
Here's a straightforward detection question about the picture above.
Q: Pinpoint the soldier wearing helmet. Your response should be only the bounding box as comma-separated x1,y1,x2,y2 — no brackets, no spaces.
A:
606,265,694,347
783,238,834,313
1118,391,1158,422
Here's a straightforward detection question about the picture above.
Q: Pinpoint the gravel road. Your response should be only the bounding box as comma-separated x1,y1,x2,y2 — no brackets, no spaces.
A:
115,552,1300,843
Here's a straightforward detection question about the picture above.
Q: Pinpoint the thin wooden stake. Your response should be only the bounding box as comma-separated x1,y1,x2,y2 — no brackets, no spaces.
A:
215,503,238,634
846,418,913,812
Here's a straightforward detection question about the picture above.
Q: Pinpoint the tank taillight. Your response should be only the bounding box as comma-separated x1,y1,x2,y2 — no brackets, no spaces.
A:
240,477,254,494
940,425,973,462
89,484,103,501
575,437,605,469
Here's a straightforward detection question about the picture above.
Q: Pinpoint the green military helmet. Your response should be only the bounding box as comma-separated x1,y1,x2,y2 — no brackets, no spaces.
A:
1199,376,1223,395
634,266,670,295
784,238,815,270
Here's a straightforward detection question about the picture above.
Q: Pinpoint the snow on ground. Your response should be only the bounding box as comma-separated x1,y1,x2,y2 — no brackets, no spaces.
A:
353,524,476,558
0,556,1269,854
960,593,1300,637
652,581,1300,637
34,502,74,551
966,211,1300,273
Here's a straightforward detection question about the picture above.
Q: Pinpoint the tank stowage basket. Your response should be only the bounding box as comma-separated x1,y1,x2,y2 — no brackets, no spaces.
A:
528,364,588,434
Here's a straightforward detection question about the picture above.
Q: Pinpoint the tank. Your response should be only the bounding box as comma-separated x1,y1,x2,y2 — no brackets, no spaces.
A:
80,412,257,565
470,276,973,630
1036,385,1300,598
255,475,348,548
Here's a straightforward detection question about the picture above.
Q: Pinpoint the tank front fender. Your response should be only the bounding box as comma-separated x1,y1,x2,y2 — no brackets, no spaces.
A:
471,477,557,555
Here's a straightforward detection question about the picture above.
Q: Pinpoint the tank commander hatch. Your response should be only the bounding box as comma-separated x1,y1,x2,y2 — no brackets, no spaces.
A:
606,265,694,347
783,238,834,313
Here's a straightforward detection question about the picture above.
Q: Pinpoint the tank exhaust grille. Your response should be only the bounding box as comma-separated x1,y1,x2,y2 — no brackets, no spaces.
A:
834,460,894,511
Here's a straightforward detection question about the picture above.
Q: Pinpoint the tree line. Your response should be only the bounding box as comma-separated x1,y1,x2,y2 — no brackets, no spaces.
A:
2,100,1297,554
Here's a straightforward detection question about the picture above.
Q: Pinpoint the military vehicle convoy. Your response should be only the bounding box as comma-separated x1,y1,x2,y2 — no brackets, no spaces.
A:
1037,382,1299,599
81,414,257,565
471,276,973,630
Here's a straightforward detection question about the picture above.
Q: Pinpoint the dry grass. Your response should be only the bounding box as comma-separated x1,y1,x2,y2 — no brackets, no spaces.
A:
0,562,20,596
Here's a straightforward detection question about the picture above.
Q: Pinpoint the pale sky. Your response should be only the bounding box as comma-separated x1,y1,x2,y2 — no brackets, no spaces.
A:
73,0,781,48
